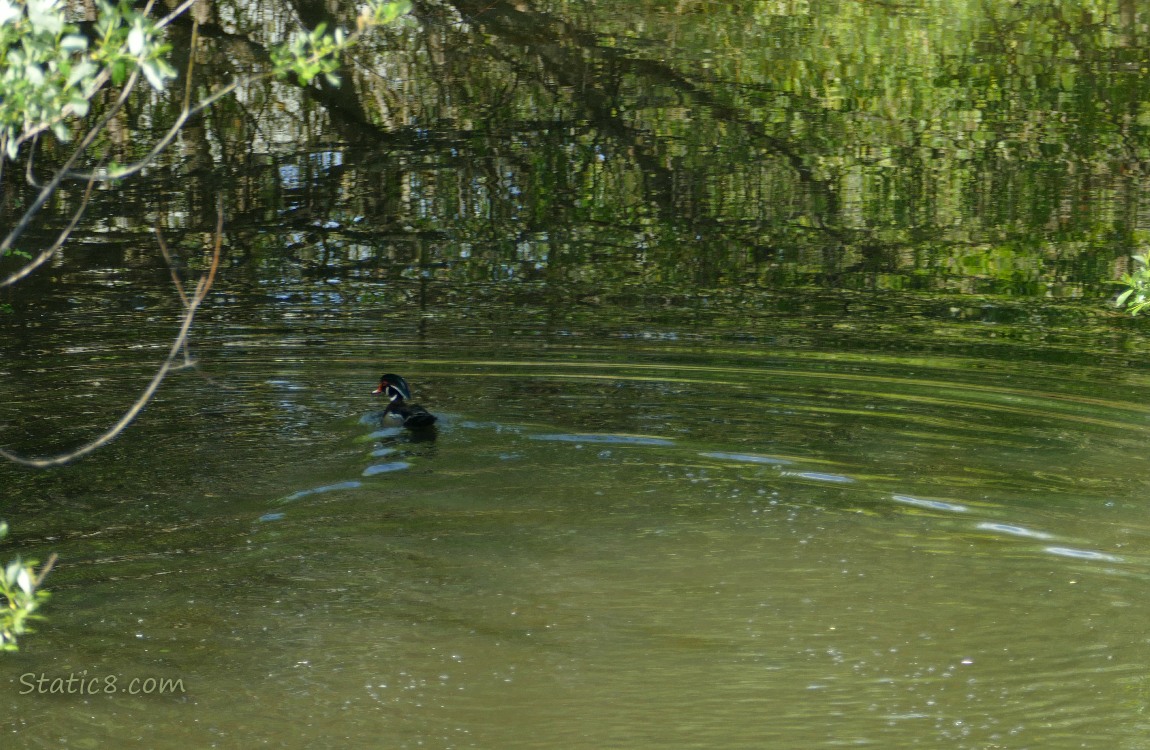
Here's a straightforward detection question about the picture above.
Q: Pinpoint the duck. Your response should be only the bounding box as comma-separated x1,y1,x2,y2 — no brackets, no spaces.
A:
372,373,438,429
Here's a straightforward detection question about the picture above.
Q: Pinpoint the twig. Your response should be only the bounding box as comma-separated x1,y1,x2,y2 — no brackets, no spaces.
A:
0,66,142,263
63,1,385,184
0,171,99,288
0,202,224,468
156,0,200,30
155,223,194,366
62,79,243,183
32,553,57,587
4,8,208,281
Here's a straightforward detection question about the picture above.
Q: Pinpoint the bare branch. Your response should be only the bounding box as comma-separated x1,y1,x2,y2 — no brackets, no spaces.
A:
4,18,205,285
32,553,57,587
6,0,192,182
155,225,190,309
157,0,200,30
63,78,243,183
59,3,385,185
0,203,224,468
0,172,98,288
155,224,194,367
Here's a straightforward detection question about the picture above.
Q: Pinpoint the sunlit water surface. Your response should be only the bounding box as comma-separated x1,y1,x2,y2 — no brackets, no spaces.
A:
4,0,1150,742
4,295,1150,749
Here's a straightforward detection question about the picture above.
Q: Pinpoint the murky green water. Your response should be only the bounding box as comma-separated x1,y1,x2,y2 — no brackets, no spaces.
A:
5,289,1150,747
6,0,1150,746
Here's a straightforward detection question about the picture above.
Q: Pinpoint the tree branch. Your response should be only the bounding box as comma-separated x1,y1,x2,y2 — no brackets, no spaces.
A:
0,65,143,262
0,202,224,468
0,171,99,288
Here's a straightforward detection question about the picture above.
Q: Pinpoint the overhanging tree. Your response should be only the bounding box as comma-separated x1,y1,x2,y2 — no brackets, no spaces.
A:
0,0,410,650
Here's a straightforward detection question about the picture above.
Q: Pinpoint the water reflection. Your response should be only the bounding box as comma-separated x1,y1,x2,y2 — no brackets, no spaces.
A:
1044,547,1124,564
784,471,856,484
530,433,676,446
976,522,1054,541
362,461,412,476
279,480,364,504
892,494,969,513
5,0,1150,746
700,452,794,466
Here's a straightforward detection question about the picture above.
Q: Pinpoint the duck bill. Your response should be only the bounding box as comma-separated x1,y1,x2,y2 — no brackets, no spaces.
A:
371,385,384,395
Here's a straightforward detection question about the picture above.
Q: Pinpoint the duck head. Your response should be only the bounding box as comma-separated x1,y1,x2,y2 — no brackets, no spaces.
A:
372,373,412,403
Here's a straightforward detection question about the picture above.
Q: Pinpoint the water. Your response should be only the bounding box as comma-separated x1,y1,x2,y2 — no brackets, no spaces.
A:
4,312,1150,747
5,0,1150,746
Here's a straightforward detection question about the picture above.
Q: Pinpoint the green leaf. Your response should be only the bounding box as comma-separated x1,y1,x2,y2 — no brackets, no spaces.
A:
24,64,45,86
5,559,22,586
377,0,412,24
16,568,31,596
60,34,88,52
27,0,63,35
127,23,145,55
0,0,20,26
66,59,97,88
140,59,166,90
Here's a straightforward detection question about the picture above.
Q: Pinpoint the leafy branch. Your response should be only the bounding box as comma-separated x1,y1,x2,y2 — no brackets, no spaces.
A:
0,521,55,652
0,0,412,655
0,0,412,469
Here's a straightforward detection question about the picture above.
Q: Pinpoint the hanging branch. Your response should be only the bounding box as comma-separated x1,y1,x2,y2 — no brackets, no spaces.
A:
1,0,411,280
0,0,412,467
154,220,194,367
0,64,145,267
0,170,99,288
0,201,224,468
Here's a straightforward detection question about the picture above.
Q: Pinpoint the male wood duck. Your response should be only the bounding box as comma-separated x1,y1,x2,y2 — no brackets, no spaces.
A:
372,373,437,429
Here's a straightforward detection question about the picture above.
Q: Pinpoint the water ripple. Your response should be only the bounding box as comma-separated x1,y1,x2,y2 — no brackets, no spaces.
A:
700,452,793,466
531,433,675,446
1044,546,1123,563
362,461,412,476
785,471,855,484
976,522,1054,540
279,480,363,503
891,494,968,513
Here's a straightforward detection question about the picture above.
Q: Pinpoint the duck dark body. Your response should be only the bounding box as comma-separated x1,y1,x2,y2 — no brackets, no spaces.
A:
373,373,437,429
388,401,437,429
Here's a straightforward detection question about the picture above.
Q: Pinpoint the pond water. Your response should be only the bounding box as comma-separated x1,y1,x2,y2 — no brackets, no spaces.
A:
5,0,1150,747
4,282,1150,748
